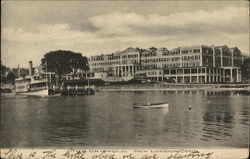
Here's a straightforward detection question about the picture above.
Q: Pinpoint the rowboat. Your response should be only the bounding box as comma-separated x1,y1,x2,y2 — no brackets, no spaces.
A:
133,102,169,108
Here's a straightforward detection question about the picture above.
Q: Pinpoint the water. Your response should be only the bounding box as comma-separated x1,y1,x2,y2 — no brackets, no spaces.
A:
1,91,249,148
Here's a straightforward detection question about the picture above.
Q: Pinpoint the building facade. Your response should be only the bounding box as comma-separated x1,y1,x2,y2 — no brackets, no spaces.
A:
88,45,244,83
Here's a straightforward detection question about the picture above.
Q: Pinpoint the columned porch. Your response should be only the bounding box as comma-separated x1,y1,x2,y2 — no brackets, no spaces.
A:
114,64,139,78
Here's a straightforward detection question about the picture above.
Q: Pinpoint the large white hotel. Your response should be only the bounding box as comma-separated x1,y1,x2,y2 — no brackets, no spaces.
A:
68,45,245,83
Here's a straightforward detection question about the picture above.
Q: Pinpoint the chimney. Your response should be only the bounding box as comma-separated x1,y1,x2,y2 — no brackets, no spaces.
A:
29,61,33,76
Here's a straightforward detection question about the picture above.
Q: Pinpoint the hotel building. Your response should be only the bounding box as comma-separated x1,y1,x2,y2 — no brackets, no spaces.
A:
88,45,244,83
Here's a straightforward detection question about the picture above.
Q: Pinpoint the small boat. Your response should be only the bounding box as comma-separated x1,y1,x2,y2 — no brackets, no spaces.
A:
133,102,169,108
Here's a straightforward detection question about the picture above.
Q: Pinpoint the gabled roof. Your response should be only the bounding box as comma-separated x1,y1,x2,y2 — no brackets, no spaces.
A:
180,45,201,49
114,51,122,55
121,47,139,54
216,45,231,52
230,47,242,55
158,48,169,51
141,50,152,54
230,47,239,51
216,45,229,49
170,47,180,51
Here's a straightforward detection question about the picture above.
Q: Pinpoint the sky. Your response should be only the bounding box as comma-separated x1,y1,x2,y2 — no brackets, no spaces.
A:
1,0,249,68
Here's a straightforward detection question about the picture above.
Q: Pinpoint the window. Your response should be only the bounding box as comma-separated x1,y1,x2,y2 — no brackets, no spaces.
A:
191,69,197,73
202,68,205,73
171,70,176,74
193,49,200,53
177,69,183,74
184,69,190,74
182,50,188,54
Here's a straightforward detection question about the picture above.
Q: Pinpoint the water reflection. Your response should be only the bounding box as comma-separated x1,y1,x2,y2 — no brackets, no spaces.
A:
1,97,49,147
42,97,91,146
1,90,249,148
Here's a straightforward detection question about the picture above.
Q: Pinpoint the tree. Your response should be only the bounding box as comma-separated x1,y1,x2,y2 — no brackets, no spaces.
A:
11,68,29,78
240,57,250,82
6,72,15,84
1,62,13,83
1,61,7,75
1,62,7,83
69,53,89,80
12,68,19,78
41,50,89,84
149,47,157,52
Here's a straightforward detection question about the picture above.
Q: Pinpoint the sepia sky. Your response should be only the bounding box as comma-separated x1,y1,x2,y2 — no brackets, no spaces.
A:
1,0,249,68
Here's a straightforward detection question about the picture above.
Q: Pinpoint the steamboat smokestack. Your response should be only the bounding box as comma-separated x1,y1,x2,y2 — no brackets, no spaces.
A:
29,61,33,76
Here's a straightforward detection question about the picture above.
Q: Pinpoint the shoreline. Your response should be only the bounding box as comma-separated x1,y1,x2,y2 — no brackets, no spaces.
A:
2,82,250,93
100,83,250,92
100,87,250,92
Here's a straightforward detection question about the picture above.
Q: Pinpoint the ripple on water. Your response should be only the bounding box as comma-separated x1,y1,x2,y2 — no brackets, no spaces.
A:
0,91,249,147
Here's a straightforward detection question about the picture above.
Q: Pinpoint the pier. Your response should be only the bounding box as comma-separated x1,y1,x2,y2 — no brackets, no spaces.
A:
52,85,95,95
59,88,95,95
